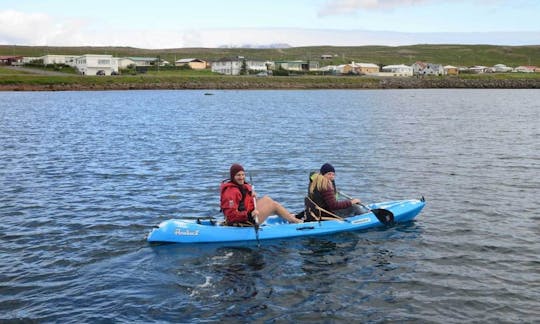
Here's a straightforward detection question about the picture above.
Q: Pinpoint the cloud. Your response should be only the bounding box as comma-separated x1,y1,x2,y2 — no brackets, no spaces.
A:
319,0,434,16
0,10,184,49
1,10,539,49
0,10,87,45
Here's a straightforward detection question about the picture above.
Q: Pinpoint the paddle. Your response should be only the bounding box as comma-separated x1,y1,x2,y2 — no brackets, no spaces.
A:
339,191,395,225
249,174,261,246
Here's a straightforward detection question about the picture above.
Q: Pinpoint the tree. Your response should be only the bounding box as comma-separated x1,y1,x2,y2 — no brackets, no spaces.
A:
240,59,247,75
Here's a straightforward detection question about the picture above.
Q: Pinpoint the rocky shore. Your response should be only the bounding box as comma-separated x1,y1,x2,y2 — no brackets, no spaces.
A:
1,77,539,91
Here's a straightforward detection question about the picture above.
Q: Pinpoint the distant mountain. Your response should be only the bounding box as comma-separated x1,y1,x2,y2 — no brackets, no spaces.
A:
218,43,291,49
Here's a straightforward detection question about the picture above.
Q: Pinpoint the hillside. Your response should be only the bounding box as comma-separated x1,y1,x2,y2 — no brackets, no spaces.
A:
1,44,539,67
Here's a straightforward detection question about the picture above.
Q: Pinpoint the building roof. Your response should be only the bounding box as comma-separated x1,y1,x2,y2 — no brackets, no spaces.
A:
176,58,205,63
126,57,157,62
383,64,411,69
352,62,379,68
0,55,23,60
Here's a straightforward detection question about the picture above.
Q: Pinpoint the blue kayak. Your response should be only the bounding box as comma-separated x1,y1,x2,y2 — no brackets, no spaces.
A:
147,198,425,244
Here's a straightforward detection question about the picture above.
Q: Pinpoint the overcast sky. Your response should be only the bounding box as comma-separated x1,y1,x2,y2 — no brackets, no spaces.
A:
1,0,539,48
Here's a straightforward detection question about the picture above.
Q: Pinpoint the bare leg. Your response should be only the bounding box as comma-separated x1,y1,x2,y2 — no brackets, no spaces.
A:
256,195,302,223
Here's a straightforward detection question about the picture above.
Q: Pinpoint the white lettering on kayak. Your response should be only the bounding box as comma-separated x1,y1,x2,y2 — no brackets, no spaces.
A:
351,217,371,225
174,228,200,236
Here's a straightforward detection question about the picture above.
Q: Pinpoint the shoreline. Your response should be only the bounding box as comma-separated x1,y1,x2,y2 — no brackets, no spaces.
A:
1,77,539,91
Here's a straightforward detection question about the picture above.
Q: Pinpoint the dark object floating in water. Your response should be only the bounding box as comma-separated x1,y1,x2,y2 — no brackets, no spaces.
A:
204,93,214,95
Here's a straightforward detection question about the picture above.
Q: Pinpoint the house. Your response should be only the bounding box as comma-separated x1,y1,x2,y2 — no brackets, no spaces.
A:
491,64,513,73
125,57,158,67
175,58,207,70
444,65,459,75
117,57,136,69
469,66,488,74
273,60,319,72
39,54,78,66
412,61,444,76
380,64,413,77
320,54,334,60
0,55,23,65
319,65,337,74
351,62,379,75
74,54,119,76
22,57,41,64
20,54,78,66
514,66,537,73
335,64,354,74
211,57,267,75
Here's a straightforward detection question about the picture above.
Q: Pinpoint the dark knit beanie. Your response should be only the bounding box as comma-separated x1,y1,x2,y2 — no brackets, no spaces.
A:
230,163,245,180
320,163,335,175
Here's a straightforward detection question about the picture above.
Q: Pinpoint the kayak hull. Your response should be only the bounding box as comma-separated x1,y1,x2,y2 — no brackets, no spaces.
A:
147,198,425,244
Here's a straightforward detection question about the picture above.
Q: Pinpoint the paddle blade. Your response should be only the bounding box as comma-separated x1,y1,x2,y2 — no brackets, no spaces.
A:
372,209,394,225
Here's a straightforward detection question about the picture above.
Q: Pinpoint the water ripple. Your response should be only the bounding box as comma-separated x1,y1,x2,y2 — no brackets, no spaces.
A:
1,89,539,322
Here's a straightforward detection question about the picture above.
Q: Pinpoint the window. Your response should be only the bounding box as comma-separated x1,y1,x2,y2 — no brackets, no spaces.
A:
98,59,110,65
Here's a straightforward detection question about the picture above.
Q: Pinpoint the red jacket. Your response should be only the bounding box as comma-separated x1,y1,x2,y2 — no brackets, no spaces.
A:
220,181,255,224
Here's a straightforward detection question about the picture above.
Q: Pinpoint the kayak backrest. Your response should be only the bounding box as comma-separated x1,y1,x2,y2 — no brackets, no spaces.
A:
304,196,343,222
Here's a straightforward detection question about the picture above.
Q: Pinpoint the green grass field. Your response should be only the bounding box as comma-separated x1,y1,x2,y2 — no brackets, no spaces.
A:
0,66,33,75
1,71,539,91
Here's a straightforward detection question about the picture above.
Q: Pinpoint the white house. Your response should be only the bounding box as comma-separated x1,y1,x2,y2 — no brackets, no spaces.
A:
117,57,136,69
125,57,158,67
469,66,488,74
380,64,413,77
39,54,79,66
211,57,267,75
22,54,79,66
491,64,513,73
412,61,444,76
22,57,41,64
514,66,536,73
74,54,119,75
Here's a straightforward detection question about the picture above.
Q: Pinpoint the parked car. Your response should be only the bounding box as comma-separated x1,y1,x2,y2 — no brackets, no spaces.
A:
96,70,106,76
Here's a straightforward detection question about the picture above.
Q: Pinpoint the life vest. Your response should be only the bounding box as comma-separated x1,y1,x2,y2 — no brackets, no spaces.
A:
308,172,337,210
310,186,330,211
220,181,255,224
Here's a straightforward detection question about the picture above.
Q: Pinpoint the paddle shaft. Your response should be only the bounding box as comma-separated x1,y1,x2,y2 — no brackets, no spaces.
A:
249,174,261,246
338,191,366,207
339,191,395,225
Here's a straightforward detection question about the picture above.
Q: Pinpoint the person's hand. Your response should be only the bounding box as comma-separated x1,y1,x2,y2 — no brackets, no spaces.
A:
251,209,260,219
351,198,361,205
249,209,260,225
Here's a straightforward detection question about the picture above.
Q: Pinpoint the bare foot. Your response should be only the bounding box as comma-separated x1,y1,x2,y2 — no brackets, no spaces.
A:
289,214,303,223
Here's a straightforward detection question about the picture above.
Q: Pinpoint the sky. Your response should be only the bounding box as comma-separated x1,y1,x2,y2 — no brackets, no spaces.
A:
1,0,539,48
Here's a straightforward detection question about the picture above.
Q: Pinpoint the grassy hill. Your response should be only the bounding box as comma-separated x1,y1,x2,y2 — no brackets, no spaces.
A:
1,44,539,67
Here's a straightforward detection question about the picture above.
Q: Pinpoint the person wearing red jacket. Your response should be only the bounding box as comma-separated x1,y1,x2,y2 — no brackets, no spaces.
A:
220,164,302,225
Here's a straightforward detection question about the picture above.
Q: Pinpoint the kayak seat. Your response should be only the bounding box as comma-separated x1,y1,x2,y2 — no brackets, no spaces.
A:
304,196,343,222
221,220,255,227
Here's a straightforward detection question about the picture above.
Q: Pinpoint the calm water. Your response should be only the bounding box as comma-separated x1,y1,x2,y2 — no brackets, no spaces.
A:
1,89,539,323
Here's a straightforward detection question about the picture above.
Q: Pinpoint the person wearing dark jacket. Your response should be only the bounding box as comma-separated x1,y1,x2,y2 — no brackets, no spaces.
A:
221,163,302,225
309,163,365,217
